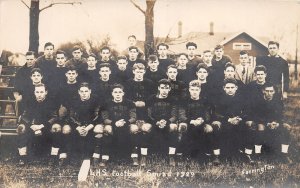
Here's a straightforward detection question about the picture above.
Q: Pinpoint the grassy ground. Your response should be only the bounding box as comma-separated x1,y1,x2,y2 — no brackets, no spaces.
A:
0,154,299,187
0,91,299,187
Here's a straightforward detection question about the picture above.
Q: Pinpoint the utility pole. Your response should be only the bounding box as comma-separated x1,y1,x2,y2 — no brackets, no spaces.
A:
295,24,298,80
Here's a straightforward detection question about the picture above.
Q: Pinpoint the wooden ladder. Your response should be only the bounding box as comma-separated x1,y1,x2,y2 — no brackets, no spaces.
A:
0,66,21,136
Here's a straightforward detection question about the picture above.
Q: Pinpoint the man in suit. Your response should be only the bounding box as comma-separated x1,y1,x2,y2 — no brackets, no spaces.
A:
235,51,255,85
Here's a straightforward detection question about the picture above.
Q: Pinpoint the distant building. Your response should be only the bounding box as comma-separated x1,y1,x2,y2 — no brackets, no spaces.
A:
135,22,270,66
166,31,269,66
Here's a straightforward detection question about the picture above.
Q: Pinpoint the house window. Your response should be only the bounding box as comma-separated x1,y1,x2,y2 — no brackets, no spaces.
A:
233,43,252,50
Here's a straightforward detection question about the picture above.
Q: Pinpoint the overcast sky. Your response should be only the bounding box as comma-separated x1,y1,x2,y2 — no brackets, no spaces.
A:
0,0,300,57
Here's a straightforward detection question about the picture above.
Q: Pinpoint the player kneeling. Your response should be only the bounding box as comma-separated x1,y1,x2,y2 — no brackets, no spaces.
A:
244,83,292,164
68,83,101,162
178,80,221,165
147,79,178,166
94,84,137,167
212,78,246,163
16,83,59,166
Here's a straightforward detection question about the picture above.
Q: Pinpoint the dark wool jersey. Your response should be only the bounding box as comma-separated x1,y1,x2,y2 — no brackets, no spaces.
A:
14,64,33,94
101,99,136,125
125,78,156,102
169,79,187,101
34,55,56,83
249,95,283,124
178,96,211,123
65,58,87,81
65,58,87,69
93,78,116,102
212,78,246,103
80,66,99,85
49,66,68,99
147,94,177,124
245,81,266,106
58,81,80,109
69,95,100,127
158,58,175,73
20,83,44,107
234,79,246,99
177,67,194,86
144,68,165,84
191,66,215,84
256,55,289,92
19,97,58,128
199,81,214,103
112,68,133,85
213,92,245,123
187,56,203,69
206,65,215,82
128,59,147,70
211,55,232,83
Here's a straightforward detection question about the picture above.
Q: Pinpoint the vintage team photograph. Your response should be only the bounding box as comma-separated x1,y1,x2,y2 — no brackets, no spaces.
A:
0,0,299,187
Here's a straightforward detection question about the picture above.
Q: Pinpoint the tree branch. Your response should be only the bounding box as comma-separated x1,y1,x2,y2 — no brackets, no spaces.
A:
20,0,30,9
130,0,145,15
149,0,156,11
40,2,82,12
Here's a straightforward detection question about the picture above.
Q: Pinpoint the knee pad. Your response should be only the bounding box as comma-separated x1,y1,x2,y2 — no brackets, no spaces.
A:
130,124,139,134
245,121,254,127
178,123,187,133
16,124,26,135
257,124,265,131
141,123,152,133
204,124,213,133
95,134,103,138
169,123,178,132
104,125,113,135
94,124,104,134
62,125,71,134
245,121,256,131
51,123,62,133
211,121,221,130
282,123,291,131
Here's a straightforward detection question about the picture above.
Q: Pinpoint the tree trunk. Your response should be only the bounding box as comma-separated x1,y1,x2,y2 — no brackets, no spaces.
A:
29,0,40,54
144,0,155,59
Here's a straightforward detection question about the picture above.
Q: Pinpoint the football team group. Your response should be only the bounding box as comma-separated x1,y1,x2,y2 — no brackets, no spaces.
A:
12,35,292,167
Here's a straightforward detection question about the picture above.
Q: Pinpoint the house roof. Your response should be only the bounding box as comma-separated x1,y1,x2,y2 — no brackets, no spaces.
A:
165,31,269,55
135,31,269,56
166,32,233,55
219,31,269,48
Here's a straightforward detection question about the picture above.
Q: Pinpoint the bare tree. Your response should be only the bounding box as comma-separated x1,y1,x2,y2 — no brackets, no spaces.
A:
130,0,156,58
21,0,81,54
85,35,119,60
